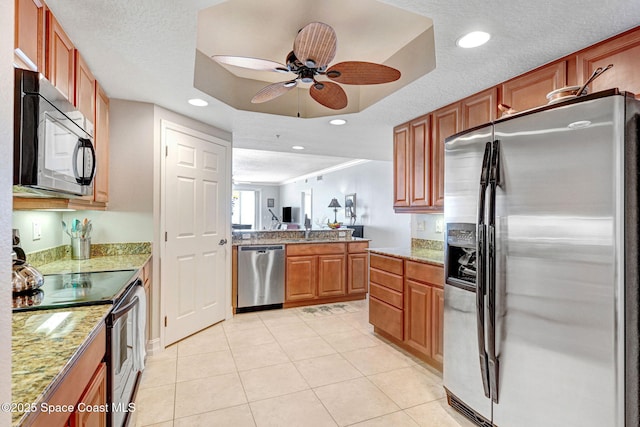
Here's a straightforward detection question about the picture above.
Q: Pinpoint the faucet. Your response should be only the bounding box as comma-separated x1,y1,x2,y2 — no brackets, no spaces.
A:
304,215,312,239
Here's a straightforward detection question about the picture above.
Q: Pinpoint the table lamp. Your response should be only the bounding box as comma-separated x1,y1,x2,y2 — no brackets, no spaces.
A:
328,198,341,223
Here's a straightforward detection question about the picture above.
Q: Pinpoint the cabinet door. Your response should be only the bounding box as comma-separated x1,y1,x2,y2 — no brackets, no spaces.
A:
461,87,498,130
431,287,444,364
347,253,368,294
404,279,432,356
393,123,410,208
431,104,460,208
318,255,346,297
501,61,566,112
576,29,640,98
15,0,45,71
94,84,110,203
75,51,95,121
286,256,316,301
73,362,107,427
409,115,431,207
47,12,75,101
370,296,403,340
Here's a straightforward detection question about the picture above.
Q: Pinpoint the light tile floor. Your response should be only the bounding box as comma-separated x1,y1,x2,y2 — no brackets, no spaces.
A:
133,299,475,427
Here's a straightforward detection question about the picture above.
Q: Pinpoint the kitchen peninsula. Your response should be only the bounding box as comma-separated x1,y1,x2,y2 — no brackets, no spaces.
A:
232,229,369,311
368,239,445,370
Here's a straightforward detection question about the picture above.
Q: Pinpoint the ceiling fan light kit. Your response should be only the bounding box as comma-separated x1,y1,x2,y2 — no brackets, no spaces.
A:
212,22,401,110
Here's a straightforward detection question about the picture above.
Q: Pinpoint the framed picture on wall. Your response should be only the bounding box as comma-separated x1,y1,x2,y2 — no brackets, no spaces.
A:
267,198,275,207
345,193,356,218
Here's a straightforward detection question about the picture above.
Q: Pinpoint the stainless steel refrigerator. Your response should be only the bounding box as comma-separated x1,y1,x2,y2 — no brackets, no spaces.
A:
443,89,640,427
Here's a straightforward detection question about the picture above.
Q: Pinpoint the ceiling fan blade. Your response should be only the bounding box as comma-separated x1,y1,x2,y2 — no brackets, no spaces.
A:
326,61,401,85
310,81,347,110
213,55,288,72
251,81,298,103
293,22,337,68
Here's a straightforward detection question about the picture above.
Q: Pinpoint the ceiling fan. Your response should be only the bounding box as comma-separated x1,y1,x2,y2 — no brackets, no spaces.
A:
212,22,401,110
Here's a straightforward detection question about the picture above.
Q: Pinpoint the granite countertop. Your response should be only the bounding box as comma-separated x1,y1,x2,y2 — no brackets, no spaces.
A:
11,305,112,426
368,247,444,266
37,254,151,275
234,237,370,246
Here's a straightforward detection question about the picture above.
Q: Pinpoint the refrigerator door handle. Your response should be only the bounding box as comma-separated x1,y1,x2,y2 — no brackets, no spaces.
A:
487,139,501,404
476,141,492,399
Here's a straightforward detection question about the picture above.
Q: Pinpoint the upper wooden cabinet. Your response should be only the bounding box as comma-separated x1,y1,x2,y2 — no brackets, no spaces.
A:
431,104,461,208
94,83,110,203
14,0,45,71
75,51,96,122
500,61,567,112
46,12,75,102
394,114,443,213
393,124,410,209
576,28,640,98
461,87,498,130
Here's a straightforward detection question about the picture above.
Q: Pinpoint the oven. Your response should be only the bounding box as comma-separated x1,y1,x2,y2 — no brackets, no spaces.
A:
106,278,145,427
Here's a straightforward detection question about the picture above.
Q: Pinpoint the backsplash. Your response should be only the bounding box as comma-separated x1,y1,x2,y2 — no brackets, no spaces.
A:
26,242,152,267
412,238,444,251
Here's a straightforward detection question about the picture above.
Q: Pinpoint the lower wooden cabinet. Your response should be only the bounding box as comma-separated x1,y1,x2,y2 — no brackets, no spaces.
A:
369,253,444,371
73,362,107,427
286,256,316,301
284,241,369,307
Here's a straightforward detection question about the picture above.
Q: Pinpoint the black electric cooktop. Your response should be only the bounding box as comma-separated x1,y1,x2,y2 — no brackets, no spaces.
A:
13,270,138,312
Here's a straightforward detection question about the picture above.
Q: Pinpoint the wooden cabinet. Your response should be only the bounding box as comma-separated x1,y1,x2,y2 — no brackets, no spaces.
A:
461,87,498,130
286,255,316,301
409,116,431,208
14,0,45,71
75,51,96,123
431,287,444,365
431,104,461,208
394,114,443,213
369,253,404,340
284,242,367,307
501,61,567,112
318,255,346,297
46,11,75,102
369,254,444,370
142,258,152,342
347,242,369,295
94,83,110,203
405,279,432,355
393,123,410,208
576,28,640,98
73,362,107,427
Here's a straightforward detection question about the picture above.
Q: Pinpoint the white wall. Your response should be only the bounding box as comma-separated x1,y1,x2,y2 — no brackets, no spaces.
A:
1,0,14,418
279,160,410,248
233,183,280,230
411,213,445,242
12,211,64,253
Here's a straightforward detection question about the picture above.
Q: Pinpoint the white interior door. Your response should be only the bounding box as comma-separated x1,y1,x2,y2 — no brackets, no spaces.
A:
162,120,229,345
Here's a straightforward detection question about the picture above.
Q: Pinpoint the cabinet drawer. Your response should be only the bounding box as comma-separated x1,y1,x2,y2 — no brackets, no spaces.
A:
370,283,403,309
405,261,444,287
287,243,346,256
370,253,403,275
369,296,403,340
370,268,403,293
348,241,369,253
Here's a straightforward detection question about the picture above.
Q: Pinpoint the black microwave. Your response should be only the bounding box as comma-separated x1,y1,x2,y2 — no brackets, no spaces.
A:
14,68,96,198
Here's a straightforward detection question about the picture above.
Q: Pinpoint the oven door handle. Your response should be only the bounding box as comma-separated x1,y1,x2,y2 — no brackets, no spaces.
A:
111,295,139,322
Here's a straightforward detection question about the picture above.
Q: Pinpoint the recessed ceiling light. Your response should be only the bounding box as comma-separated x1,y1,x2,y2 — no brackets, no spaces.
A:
292,145,305,150
188,98,208,107
456,31,491,48
329,119,347,126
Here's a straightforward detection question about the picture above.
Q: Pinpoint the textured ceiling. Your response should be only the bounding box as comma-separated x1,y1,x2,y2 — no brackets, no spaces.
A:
44,0,640,183
194,0,435,118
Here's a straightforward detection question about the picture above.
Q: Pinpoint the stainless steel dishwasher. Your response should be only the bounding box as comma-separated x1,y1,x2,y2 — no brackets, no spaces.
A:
237,245,285,312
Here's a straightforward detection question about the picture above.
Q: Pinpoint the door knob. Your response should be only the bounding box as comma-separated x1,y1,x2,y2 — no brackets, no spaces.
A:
218,238,228,246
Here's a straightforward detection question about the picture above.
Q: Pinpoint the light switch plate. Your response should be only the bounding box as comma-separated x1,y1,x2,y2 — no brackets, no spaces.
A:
242,233,251,240
32,222,41,240
435,218,444,234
